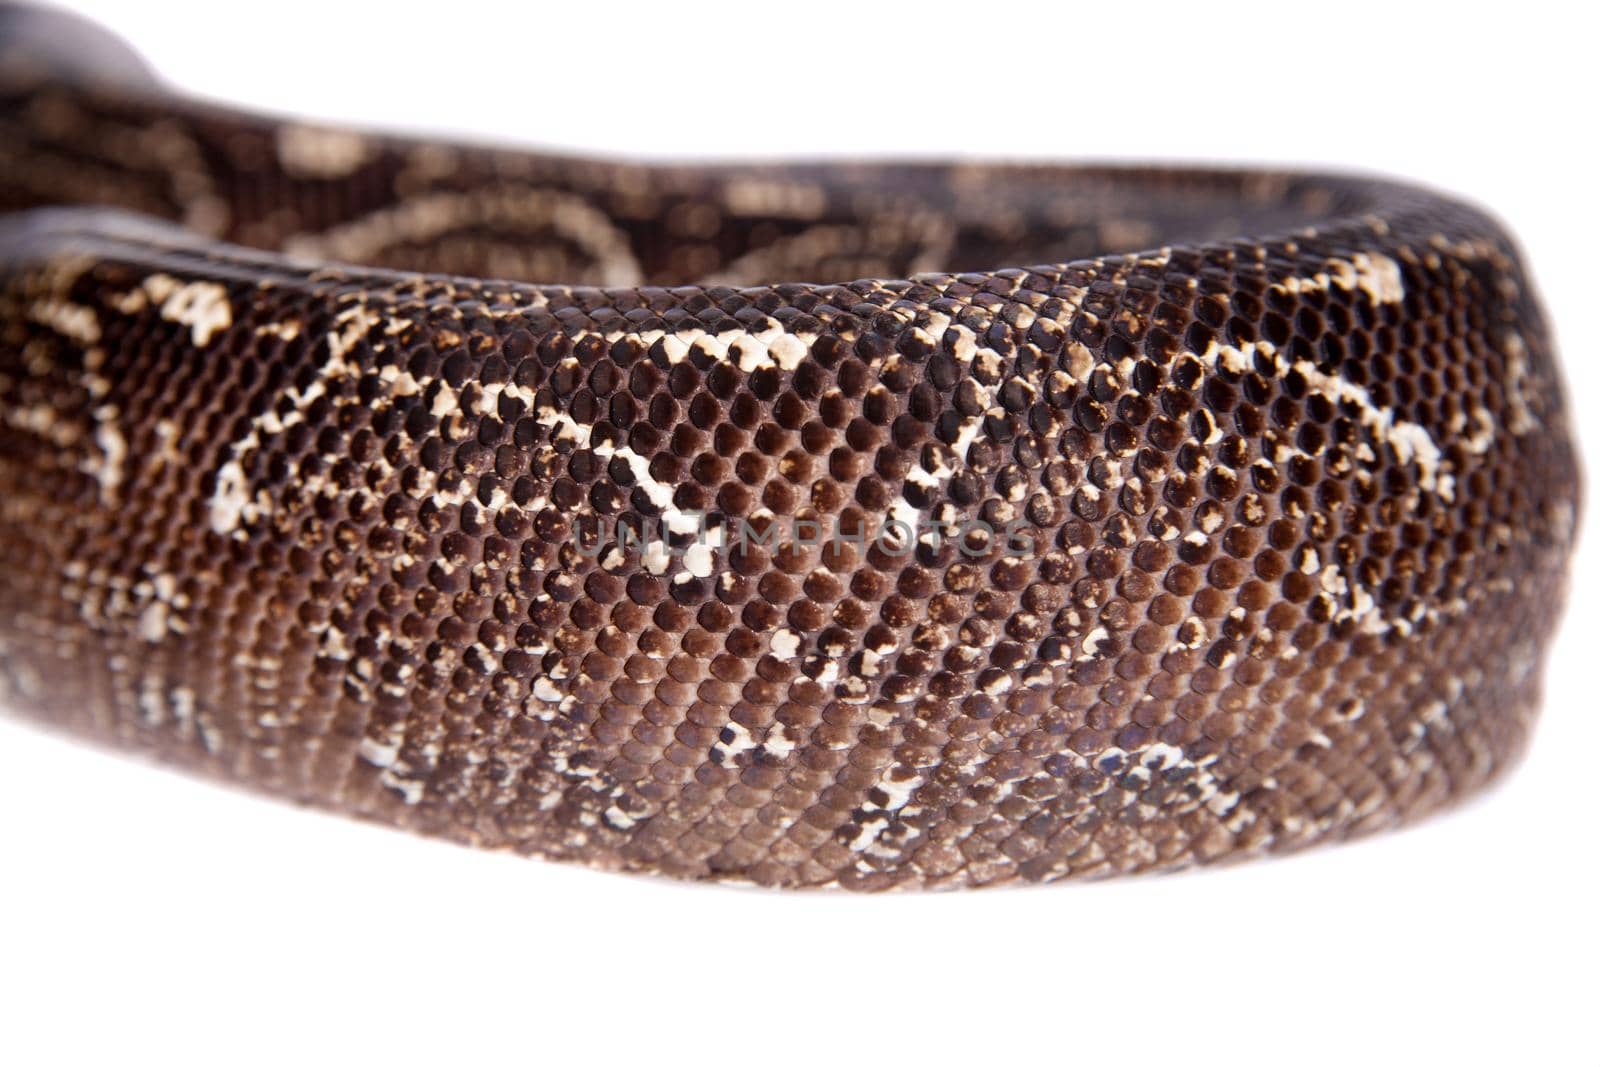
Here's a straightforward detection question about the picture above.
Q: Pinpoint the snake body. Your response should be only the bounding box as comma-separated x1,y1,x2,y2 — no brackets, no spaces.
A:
0,7,1580,889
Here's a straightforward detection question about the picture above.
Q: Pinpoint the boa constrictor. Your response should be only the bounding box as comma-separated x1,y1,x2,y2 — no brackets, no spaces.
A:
0,4,1580,889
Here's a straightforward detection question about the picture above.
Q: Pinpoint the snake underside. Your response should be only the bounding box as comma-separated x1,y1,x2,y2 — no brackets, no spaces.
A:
0,6,1580,888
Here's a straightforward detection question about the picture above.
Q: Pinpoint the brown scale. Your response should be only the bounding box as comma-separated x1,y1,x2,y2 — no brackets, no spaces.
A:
0,6,1581,888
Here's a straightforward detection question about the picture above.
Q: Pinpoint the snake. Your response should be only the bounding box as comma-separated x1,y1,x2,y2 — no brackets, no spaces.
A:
0,4,1580,890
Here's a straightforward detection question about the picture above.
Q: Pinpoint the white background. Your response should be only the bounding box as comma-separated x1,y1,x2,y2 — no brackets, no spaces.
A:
2,2,1595,1064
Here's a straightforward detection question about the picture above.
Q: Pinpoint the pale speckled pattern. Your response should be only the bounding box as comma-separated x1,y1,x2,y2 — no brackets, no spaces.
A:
0,8,1580,888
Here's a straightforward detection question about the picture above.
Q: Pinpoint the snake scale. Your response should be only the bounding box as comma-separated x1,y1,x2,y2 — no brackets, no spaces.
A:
0,5,1580,889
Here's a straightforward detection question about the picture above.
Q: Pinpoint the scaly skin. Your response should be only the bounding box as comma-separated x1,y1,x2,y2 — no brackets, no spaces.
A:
0,6,1579,888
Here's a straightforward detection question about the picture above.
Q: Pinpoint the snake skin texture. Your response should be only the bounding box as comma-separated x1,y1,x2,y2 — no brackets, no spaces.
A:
0,7,1580,889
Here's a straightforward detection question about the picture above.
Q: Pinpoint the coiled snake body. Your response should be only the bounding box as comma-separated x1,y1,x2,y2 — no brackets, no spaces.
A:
0,7,1580,888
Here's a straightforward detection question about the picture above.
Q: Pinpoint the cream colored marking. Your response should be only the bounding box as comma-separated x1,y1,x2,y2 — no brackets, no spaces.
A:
254,320,302,341
209,304,382,535
857,649,884,678
539,406,593,448
275,124,373,179
886,495,922,545
1292,359,1448,497
170,686,196,728
1202,339,1259,375
643,324,817,374
287,187,644,287
328,306,382,362
1501,333,1537,434
1273,253,1404,304
703,215,954,286
770,629,801,661
1329,570,1383,632
723,177,827,219
150,419,180,467
79,404,127,500
1176,618,1207,650
680,522,724,579
871,771,919,813
139,274,232,346
382,773,426,806
357,736,401,769
1198,338,1451,499
711,720,758,765
134,573,182,644
1064,341,1094,382
2,402,80,447
317,627,351,662
590,440,701,535
27,298,100,344
1455,407,1497,455
208,460,257,535
1094,742,1244,822
640,539,671,576
760,725,797,760
850,766,924,855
